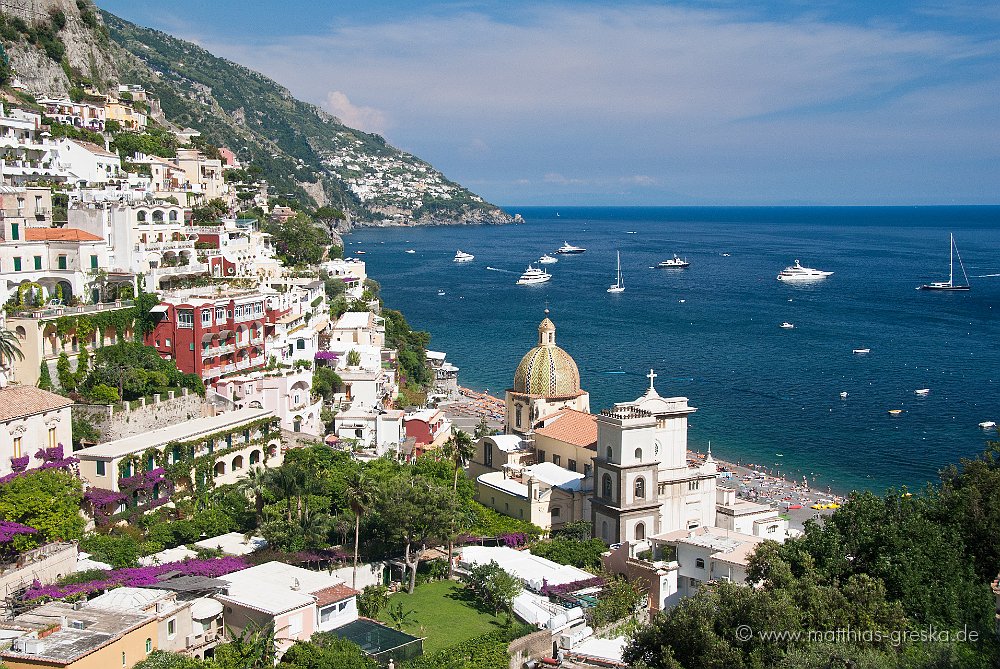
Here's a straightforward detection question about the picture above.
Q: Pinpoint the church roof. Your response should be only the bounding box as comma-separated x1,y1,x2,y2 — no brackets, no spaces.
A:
534,408,598,450
512,316,581,397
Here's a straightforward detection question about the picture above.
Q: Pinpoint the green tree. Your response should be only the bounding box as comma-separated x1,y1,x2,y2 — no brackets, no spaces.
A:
215,621,278,669
442,430,475,576
386,600,417,631
277,632,376,669
0,469,85,550
531,537,607,570
38,361,54,391
0,328,24,369
346,349,361,367
79,533,141,569
264,212,330,266
311,366,342,401
134,650,210,669
466,560,522,620
56,352,76,391
344,471,375,589
552,520,593,542
71,415,101,449
357,584,391,619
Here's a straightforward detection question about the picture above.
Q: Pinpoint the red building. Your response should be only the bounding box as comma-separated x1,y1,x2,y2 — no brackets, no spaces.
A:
403,408,452,457
147,290,273,382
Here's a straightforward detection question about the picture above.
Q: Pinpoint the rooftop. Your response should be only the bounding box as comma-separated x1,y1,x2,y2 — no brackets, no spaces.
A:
654,526,764,567
0,601,153,665
460,546,593,592
87,587,180,616
334,311,374,330
23,228,104,242
217,561,345,616
534,408,598,449
75,407,273,459
192,532,266,556
0,386,73,423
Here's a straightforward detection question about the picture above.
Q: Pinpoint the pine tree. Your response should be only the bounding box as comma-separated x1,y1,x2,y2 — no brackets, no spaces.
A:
38,361,54,391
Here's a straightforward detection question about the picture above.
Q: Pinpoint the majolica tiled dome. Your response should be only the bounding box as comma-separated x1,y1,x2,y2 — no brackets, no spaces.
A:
512,316,581,396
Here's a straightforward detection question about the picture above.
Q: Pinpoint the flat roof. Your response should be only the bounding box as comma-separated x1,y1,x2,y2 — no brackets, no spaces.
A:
460,546,592,591
217,561,344,616
193,532,266,556
334,312,372,329
76,408,273,459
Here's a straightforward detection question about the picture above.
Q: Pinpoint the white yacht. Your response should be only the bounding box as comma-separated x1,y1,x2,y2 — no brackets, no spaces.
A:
777,260,833,282
405,249,416,254
914,388,930,396
453,250,475,263
556,242,586,254
853,348,871,354
538,254,558,264
917,233,970,291
516,265,552,285
979,421,997,429
657,254,690,269
780,322,795,329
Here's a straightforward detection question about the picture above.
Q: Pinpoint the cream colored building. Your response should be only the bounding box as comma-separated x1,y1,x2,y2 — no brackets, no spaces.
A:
0,386,72,476
477,461,589,530
75,408,282,493
0,600,158,669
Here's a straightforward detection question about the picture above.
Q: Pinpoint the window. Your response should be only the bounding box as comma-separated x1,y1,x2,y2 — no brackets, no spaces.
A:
122,651,126,666
635,522,646,541
767,525,777,533
96,460,106,476
235,305,243,319
165,338,171,347
695,558,705,569
515,404,522,428
296,339,305,349
145,638,152,653
320,606,334,623
688,480,700,491
606,446,613,461
552,454,561,467
57,255,67,270
634,447,642,460
33,255,42,270
216,307,225,321
602,473,613,499
201,310,212,325
484,443,493,467
634,477,645,499
169,210,178,221
584,463,592,477
167,619,176,638
568,459,577,472
288,614,303,635
177,310,194,328
47,427,57,448
537,450,545,463
90,254,99,269
551,507,561,518
13,257,21,271
10,223,18,240
12,437,21,458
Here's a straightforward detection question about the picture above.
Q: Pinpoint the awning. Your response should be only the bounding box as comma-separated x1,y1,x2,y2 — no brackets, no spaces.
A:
190,597,224,620
149,305,168,314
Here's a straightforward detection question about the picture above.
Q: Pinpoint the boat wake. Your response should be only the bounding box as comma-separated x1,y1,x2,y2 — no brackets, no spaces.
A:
974,273,1000,278
485,266,516,273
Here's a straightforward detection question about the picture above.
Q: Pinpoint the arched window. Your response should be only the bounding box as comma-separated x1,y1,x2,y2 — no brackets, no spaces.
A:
606,446,613,461
635,522,645,541
634,447,643,460
695,558,705,569
654,441,660,456
152,210,164,222
515,404,522,428
602,473,613,499
137,210,147,222
168,210,178,221
634,477,645,499
145,638,152,653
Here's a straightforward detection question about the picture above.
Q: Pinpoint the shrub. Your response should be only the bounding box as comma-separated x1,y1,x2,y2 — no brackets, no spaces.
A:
87,383,119,404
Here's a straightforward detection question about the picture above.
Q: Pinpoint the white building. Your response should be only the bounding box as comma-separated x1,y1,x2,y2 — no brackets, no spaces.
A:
53,138,122,186
714,486,789,539
329,311,385,348
213,368,324,436
0,104,71,185
319,258,367,300
0,385,73,477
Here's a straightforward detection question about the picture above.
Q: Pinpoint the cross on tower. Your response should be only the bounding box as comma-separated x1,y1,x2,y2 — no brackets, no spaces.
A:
647,368,657,391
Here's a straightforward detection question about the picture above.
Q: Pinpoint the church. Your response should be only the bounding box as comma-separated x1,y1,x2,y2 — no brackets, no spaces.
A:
471,313,721,541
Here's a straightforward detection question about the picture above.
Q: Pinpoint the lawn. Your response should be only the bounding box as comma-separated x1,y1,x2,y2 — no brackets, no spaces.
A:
377,579,508,654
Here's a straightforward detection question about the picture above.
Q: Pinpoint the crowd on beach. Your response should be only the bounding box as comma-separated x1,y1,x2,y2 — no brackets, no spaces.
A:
443,386,507,423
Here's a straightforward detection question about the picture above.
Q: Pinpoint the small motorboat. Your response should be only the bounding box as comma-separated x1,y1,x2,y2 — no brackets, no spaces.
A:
437,290,446,296
979,421,997,429
405,249,416,254
453,250,475,262
780,322,794,329
888,409,904,416
657,254,690,269
914,389,930,396
840,392,848,398
853,348,870,354
538,254,558,264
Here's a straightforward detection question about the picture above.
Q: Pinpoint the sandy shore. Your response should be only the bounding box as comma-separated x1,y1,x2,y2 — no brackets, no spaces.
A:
441,388,843,531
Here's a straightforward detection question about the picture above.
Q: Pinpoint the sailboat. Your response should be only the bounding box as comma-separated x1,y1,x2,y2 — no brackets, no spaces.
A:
607,251,625,293
917,233,970,291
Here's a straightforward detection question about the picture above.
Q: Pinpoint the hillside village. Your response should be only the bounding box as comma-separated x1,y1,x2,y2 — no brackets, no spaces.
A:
0,4,997,669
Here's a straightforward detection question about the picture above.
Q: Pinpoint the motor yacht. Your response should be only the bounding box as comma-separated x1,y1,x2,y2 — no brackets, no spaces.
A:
516,265,552,285
453,250,475,263
657,254,690,269
776,260,833,282
538,254,558,264
556,242,586,254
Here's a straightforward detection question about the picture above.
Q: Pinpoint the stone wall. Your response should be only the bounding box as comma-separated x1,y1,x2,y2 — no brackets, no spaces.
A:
509,628,555,669
0,542,78,616
72,390,209,443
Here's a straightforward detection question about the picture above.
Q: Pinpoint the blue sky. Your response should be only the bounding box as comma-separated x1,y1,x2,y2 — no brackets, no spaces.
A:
97,1,1000,206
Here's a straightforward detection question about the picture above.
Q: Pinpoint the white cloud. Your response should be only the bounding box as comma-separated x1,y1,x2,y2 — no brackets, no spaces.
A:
621,175,657,187
324,91,389,134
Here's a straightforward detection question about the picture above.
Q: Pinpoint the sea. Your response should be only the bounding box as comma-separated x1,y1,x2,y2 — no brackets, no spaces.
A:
347,206,1000,494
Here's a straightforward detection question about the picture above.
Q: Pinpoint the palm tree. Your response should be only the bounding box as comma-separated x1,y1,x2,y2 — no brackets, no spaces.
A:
0,329,24,378
344,470,375,588
221,620,279,669
443,430,475,576
238,466,270,527
298,507,332,551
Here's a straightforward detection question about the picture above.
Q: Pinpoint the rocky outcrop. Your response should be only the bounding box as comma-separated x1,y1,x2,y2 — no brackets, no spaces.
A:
2,0,118,97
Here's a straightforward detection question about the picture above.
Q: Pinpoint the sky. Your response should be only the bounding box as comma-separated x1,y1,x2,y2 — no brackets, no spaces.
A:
97,1,1000,206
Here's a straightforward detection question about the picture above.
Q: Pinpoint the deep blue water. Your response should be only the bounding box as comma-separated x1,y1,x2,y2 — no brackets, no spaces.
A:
348,207,1000,493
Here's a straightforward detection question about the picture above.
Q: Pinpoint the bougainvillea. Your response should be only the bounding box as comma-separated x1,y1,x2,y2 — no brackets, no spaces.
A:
0,521,37,543
0,444,77,485
23,556,250,602
9,456,29,473
539,576,606,596
500,532,529,548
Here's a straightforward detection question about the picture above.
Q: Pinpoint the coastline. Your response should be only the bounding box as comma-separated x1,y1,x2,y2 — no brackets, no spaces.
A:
440,387,841,531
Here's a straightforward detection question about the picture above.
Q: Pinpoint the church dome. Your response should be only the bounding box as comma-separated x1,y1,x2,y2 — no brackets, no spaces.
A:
512,316,581,396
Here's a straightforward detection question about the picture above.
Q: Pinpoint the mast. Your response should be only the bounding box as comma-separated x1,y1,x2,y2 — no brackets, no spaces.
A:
617,251,623,288
949,233,954,286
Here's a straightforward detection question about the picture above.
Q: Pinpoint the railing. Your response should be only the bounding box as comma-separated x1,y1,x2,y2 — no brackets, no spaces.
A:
139,240,195,252
201,343,235,357
10,300,135,320
152,262,209,277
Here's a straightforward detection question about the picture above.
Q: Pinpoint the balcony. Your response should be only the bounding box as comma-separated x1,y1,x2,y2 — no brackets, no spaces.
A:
151,261,209,277
202,343,235,357
138,240,195,252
